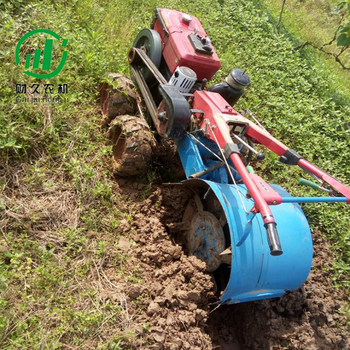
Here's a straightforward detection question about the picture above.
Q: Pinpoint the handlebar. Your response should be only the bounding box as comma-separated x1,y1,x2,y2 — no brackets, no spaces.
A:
229,153,283,256
265,222,283,256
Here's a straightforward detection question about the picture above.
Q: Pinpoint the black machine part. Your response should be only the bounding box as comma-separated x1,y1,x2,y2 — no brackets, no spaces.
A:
188,33,213,55
208,68,251,106
226,68,251,90
129,46,191,139
133,29,162,83
265,222,283,256
158,84,191,138
279,148,303,165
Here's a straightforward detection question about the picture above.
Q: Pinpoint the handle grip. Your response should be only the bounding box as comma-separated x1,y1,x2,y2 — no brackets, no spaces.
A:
246,165,255,174
298,178,320,190
265,222,283,256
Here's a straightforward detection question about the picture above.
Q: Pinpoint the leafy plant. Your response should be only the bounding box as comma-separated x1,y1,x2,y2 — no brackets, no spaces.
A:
332,1,350,46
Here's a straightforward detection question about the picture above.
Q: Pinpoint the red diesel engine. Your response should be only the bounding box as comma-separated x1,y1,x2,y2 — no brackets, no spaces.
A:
151,8,221,81
133,8,251,108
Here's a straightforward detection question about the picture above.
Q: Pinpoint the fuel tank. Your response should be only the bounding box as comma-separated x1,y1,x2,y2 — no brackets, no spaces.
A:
152,8,221,81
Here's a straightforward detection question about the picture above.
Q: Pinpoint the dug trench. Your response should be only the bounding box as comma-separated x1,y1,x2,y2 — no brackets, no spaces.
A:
111,151,350,349
101,75,349,349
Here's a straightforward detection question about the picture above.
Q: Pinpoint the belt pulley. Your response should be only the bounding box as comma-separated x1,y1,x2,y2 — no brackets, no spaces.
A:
128,47,191,138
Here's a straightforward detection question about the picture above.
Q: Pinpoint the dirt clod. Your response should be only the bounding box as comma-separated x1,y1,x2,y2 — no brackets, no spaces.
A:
112,185,214,349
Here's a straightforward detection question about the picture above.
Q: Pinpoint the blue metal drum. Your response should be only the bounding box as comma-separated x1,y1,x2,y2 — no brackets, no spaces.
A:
177,135,313,304
187,180,313,305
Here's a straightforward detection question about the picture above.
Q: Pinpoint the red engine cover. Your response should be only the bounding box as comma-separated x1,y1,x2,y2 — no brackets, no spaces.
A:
153,8,221,81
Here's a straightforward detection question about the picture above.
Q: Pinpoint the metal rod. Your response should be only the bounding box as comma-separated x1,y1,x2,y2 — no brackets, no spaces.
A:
298,158,350,201
231,133,265,161
188,133,240,177
188,133,222,162
137,103,146,121
282,197,347,203
230,150,282,255
245,109,268,133
205,120,250,214
190,161,225,178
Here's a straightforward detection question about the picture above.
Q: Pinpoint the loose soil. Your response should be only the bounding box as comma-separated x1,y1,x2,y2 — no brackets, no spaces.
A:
99,81,350,348
2,144,349,349
111,174,350,350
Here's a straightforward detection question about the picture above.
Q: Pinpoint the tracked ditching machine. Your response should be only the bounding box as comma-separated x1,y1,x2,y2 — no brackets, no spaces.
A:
100,8,350,305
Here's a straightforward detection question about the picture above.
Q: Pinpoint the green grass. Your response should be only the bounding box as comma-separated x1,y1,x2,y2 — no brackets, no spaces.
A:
263,0,350,97
0,0,350,347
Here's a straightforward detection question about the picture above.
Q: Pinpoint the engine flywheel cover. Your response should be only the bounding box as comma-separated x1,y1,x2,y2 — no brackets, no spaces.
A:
133,28,161,83
186,211,226,272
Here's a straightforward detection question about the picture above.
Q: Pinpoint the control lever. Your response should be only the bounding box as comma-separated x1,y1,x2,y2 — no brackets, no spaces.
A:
231,133,265,161
298,178,333,194
228,152,282,256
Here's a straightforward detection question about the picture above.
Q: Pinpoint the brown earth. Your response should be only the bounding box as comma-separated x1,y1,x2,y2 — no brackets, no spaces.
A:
110,174,350,350
99,77,349,348
2,138,348,349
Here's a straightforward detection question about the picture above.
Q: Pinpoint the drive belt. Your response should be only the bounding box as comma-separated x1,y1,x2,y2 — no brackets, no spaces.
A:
128,47,167,124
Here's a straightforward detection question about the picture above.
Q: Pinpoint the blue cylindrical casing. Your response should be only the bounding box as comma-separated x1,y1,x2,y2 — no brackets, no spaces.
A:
184,179,313,305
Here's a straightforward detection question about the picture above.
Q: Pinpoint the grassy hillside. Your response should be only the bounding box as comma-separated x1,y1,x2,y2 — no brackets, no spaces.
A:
0,0,349,348
263,0,350,97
